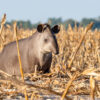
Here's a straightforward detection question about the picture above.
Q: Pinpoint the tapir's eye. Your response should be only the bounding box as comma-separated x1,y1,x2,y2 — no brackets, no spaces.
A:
44,39,48,43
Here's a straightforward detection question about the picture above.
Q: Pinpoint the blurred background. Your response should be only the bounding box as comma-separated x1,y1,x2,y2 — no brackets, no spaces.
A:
0,0,100,29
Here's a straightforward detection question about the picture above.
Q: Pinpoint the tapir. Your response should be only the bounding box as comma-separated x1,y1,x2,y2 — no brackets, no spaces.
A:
0,24,60,75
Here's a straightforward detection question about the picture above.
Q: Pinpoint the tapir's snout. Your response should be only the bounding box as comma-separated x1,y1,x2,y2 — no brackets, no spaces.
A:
52,39,59,55
55,51,59,55
55,48,59,55
53,46,59,55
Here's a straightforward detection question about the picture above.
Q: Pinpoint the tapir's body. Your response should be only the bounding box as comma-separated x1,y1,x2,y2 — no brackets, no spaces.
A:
0,24,60,75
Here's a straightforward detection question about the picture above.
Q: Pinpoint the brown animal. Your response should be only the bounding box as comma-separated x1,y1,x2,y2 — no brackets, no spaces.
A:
0,24,60,75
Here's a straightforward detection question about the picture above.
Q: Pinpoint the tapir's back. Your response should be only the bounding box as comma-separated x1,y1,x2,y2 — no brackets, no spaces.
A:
0,37,31,75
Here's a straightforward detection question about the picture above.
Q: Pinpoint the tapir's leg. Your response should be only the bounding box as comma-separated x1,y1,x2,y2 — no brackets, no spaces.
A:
40,53,52,73
43,56,52,73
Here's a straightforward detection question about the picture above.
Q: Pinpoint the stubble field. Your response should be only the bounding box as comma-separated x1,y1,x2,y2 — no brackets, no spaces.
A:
0,14,100,100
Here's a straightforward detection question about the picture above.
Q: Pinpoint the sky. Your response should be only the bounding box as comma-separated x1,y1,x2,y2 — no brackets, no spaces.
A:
0,0,100,23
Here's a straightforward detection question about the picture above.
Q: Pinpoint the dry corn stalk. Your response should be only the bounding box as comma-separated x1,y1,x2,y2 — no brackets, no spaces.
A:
0,14,6,51
14,22,24,80
68,22,94,68
61,73,78,100
90,76,95,100
14,22,28,100
0,14,6,42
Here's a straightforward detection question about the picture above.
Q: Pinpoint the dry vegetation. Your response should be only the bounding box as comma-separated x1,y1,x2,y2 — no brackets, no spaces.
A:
0,14,100,100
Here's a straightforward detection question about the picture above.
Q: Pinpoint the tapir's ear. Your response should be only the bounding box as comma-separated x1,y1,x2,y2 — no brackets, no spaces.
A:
52,25,60,34
37,24,44,33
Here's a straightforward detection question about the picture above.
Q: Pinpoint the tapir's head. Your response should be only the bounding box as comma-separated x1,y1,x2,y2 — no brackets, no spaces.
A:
37,23,60,55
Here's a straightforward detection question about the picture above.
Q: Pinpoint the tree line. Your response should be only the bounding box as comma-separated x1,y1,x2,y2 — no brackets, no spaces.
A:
6,17,100,30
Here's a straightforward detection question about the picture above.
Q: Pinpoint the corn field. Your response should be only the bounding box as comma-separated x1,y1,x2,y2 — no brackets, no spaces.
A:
0,14,100,100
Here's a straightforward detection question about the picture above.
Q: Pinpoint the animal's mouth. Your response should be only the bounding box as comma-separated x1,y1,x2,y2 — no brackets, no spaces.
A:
41,48,59,55
49,49,59,55
52,48,59,55
54,50,59,55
